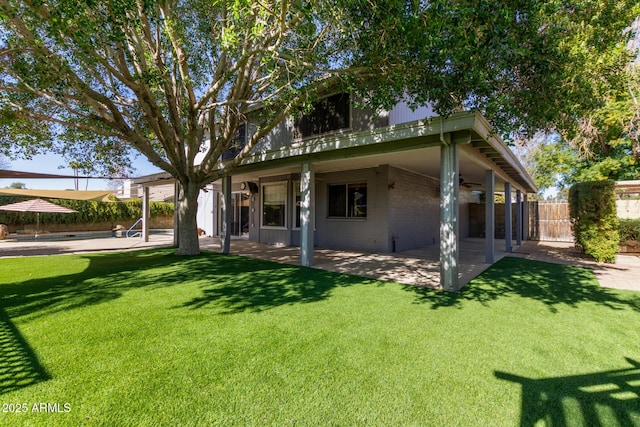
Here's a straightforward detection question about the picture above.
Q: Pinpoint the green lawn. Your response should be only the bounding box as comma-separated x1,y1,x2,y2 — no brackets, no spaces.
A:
1,250,639,426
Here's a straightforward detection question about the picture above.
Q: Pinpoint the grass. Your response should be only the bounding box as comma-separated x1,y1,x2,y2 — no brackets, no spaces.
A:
1,250,639,426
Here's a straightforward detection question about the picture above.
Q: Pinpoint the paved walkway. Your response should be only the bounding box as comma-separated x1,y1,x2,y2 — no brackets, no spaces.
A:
1,234,638,292
510,240,640,292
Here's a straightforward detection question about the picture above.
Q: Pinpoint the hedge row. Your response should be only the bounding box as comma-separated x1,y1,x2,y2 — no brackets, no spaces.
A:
619,218,640,242
0,196,174,226
569,180,619,263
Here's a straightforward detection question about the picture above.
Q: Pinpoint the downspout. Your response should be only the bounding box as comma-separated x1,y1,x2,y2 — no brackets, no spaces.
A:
440,120,448,146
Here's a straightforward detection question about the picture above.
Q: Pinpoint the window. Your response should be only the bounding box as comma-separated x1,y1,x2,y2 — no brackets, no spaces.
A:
222,123,246,160
294,93,350,138
262,183,287,227
328,183,367,218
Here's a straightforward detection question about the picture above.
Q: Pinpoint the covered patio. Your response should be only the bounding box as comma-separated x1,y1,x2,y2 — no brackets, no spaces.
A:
134,112,537,291
199,236,516,289
216,112,537,291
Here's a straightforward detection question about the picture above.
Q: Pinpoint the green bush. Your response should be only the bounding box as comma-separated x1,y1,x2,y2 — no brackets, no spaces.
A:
0,196,174,226
619,219,640,242
569,181,619,263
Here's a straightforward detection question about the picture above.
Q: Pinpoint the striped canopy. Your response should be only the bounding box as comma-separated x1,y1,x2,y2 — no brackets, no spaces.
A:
0,198,77,213
0,199,77,239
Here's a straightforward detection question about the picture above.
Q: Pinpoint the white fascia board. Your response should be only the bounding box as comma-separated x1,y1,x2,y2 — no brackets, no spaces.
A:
471,113,538,193
231,112,477,168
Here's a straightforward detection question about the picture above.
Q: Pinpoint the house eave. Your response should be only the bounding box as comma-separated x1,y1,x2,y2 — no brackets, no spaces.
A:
220,111,537,194
222,112,478,174
470,113,538,194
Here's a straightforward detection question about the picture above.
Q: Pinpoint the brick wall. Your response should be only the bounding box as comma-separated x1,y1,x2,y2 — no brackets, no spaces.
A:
388,166,439,252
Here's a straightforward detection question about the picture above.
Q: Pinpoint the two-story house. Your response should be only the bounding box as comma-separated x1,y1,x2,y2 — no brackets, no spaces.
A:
140,93,537,291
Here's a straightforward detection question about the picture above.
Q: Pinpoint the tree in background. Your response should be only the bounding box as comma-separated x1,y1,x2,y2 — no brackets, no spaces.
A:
519,15,640,195
1,0,638,254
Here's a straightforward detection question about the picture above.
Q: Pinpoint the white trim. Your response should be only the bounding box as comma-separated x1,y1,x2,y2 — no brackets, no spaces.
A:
234,113,477,167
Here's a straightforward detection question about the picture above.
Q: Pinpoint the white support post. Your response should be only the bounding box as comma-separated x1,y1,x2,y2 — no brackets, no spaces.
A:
142,185,150,242
220,176,232,254
523,194,529,241
300,162,315,267
440,137,459,291
485,170,495,264
516,189,522,246
505,182,512,253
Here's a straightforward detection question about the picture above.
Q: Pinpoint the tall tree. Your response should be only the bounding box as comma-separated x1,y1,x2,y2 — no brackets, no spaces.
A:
519,15,640,192
523,133,639,194
1,0,638,254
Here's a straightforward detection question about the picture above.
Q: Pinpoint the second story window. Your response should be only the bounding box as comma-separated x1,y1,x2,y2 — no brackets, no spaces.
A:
222,123,247,160
294,93,350,139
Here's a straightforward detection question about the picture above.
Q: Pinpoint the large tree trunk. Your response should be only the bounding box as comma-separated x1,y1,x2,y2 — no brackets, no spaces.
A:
175,180,201,255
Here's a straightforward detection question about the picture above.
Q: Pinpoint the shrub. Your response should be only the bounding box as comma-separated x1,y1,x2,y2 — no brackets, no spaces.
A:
0,196,174,226
619,219,640,242
569,181,619,263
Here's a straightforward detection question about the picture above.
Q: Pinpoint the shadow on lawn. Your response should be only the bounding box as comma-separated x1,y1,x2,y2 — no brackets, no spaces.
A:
496,357,640,427
177,261,373,314
0,249,373,319
403,258,640,312
1,249,192,320
0,308,50,395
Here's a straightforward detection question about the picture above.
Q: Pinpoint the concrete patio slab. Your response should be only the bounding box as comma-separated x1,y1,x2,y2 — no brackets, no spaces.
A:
1,233,638,292
199,237,513,289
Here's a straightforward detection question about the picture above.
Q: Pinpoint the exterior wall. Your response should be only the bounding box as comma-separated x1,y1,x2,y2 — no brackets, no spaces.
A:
458,188,478,238
247,164,478,253
469,202,526,240
248,189,260,241
252,118,293,154
386,166,476,252
315,167,390,252
388,101,438,125
388,166,439,251
252,95,389,154
351,102,388,132
617,200,640,219
196,185,217,237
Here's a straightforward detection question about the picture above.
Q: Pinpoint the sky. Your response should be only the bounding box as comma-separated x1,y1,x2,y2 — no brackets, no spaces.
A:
0,153,162,191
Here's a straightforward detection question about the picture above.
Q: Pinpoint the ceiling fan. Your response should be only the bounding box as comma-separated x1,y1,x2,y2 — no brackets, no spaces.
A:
459,174,482,188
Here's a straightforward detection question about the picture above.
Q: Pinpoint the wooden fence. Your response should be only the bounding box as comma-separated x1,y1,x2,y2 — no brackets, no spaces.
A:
528,202,572,242
469,202,573,242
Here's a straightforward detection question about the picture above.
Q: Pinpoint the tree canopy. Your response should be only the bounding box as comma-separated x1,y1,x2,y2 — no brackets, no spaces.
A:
1,0,638,253
522,17,640,194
